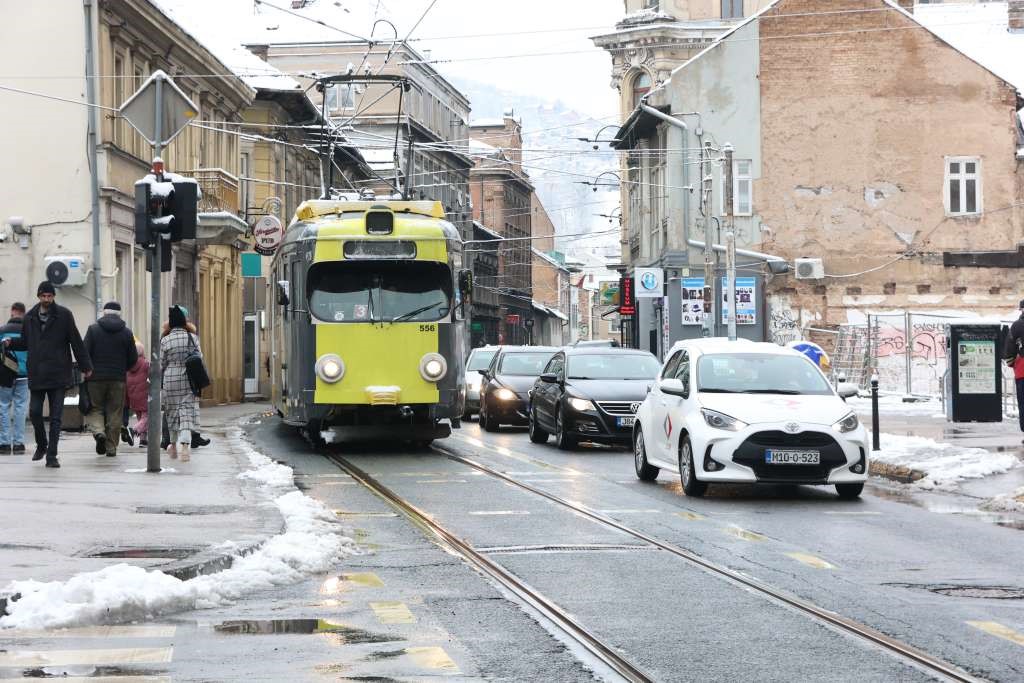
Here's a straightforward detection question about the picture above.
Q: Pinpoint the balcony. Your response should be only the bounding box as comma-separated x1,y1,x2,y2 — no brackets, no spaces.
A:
184,168,240,214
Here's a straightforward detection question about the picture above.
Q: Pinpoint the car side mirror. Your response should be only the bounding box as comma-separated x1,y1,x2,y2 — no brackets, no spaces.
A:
540,372,558,384
661,378,687,397
480,369,490,380
837,382,859,400
276,280,290,306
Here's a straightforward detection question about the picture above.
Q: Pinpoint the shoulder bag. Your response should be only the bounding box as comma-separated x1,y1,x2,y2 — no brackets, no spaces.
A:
184,333,211,396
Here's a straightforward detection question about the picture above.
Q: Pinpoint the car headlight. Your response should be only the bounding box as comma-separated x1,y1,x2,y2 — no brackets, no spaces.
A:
701,408,747,432
567,397,595,412
315,354,345,383
495,387,517,401
833,412,859,433
419,353,447,382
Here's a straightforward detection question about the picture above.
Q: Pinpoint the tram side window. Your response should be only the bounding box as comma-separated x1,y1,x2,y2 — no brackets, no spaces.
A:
307,261,452,323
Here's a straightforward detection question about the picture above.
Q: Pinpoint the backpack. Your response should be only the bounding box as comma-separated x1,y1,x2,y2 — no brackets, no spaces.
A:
0,349,17,388
184,333,211,397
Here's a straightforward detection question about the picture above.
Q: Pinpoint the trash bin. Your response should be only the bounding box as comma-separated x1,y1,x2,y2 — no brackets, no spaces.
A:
946,323,1002,423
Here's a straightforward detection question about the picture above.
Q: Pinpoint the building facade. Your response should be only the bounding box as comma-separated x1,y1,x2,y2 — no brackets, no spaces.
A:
601,0,1024,362
469,115,535,345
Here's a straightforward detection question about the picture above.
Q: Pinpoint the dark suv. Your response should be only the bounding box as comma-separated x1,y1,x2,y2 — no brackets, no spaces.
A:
478,346,559,431
528,347,660,449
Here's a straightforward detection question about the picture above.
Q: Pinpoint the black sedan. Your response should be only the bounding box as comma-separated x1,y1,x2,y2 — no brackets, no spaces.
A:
478,346,559,431
528,348,661,449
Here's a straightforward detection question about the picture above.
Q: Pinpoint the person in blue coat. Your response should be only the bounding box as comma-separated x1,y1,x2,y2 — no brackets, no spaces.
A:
0,302,29,453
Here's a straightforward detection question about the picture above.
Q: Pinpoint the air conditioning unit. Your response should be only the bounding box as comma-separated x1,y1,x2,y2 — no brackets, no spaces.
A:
794,257,824,280
44,255,89,287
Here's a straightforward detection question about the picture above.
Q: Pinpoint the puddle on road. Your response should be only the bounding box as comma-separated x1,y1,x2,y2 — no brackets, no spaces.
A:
84,546,197,559
18,665,166,678
213,619,399,644
887,583,1024,600
869,486,1024,530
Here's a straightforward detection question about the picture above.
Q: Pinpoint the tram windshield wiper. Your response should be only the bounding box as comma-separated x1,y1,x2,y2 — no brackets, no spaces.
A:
390,300,445,323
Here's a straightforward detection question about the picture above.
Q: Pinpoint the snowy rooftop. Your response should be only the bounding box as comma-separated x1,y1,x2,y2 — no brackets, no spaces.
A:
915,1,1024,93
223,45,302,92
469,118,509,128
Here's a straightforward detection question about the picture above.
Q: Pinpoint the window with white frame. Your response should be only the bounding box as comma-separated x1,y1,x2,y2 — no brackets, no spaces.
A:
720,159,753,216
327,83,361,112
945,157,982,216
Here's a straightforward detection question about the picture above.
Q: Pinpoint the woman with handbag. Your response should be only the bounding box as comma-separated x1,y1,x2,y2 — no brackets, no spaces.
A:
160,305,202,461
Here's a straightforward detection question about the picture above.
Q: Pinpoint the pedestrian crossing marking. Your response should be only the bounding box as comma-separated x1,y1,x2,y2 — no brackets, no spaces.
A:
341,572,385,587
2,625,176,638
725,525,767,542
676,511,704,521
967,621,1024,647
370,601,417,624
785,552,836,569
405,646,459,672
0,646,173,667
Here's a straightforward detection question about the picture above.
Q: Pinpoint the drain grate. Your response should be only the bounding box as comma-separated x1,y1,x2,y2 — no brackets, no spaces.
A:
84,546,198,559
929,585,1024,600
479,543,655,555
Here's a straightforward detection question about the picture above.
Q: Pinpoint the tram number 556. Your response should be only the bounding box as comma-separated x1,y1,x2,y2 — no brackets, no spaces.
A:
419,324,436,332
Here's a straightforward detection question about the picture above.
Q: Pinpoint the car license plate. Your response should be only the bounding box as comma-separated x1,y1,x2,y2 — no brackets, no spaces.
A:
765,449,820,465
617,417,636,428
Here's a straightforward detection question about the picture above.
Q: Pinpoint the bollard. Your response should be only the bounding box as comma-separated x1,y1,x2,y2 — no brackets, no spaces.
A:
871,374,880,451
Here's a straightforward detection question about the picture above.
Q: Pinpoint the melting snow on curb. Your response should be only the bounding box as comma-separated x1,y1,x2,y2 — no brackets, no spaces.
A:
873,434,1018,490
0,432,356,630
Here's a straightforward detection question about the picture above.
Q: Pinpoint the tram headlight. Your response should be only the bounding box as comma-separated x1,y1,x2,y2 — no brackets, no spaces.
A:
315,354,345,383
419,353,447,382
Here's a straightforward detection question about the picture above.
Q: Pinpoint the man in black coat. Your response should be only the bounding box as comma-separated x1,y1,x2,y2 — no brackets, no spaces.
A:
83,301,137,457
2,281,92,467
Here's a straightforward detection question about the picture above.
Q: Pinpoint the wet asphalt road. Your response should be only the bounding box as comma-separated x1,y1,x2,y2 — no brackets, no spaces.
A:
12,416,1021,682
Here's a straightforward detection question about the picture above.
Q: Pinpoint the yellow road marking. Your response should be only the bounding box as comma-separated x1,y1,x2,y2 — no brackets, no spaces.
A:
785,552,836,569
370,601,417,624
340,572,384,587
967,621,1024,647
405,645,460,672
677,511,704,521
725,525,767,542
0,647,173,667
2,625,175,639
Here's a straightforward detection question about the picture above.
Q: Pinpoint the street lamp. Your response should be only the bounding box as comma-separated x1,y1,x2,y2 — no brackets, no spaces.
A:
575,124,622,150
577,171,622,192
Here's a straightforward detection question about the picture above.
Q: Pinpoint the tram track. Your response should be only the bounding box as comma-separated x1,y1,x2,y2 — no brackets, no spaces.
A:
324,442,985,683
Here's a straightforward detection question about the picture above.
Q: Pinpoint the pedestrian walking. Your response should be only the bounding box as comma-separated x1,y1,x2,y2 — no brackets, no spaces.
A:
0,302,29,454
1003,299,1024,438
83,302,138,457
2,282,92,468
125,341,149,446
160,305,200,461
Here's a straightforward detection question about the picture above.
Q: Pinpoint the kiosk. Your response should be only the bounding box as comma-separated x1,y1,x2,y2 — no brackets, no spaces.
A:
945,323,1002,423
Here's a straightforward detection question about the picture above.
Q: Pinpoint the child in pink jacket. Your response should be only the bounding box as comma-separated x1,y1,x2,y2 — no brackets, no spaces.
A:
125,342,150,444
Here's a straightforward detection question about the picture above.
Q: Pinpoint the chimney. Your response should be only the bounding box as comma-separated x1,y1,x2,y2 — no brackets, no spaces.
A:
1010,0,1024,32
896,0,913,13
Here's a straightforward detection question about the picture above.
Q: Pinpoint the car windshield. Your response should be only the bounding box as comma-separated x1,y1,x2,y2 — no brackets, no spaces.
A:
307,261,452,323
467,349,497,371
567,354,660,380
499,352,554,376
696,353,833,395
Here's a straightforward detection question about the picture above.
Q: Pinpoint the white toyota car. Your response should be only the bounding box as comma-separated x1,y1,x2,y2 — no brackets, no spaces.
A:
633,339,868,499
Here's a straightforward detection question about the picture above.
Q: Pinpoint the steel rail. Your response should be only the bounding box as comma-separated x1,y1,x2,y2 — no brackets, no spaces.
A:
324,453,654,683
432,444,985,683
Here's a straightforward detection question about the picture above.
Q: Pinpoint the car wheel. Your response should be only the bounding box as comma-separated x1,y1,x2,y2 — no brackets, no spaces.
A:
679,435,707,497
835,482,864,500
555,408,576,451
481,400,499,432
634,428,659,482
529,406,549,444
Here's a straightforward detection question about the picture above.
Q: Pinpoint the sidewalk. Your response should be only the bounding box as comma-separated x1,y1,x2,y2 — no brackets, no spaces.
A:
0,402,281,588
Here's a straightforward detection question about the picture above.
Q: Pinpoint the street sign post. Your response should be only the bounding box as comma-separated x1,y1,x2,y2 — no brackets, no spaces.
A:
121,71,198,473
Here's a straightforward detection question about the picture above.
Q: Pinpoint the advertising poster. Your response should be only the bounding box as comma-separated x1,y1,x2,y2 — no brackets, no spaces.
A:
957,340,995,394
598,281,620,306
721,277,756,325
681,277,706,325
635,268,664,298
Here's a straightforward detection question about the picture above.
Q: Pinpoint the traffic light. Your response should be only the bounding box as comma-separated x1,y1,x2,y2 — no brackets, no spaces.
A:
133,177,199,248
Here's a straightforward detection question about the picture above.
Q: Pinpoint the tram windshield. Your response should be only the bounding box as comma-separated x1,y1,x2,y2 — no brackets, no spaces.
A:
308,261,452,323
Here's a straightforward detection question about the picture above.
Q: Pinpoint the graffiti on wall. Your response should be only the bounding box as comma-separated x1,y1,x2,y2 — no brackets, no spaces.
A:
767,296,802,345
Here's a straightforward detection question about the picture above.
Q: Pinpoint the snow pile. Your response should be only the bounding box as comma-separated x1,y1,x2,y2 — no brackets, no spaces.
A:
848,395,944,419
980,486,1024,513
0,436,356,630
873,434,1018,490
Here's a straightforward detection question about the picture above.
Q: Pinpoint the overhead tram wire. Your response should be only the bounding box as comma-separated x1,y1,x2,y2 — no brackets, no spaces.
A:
252,0,371,42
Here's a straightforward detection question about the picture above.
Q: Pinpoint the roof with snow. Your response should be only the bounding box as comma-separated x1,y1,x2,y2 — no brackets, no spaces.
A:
472,221,503,240
469,118,511,128
532,247,569,272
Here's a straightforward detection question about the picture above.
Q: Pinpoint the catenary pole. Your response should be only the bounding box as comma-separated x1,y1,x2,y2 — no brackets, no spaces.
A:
83,0,102,317
146,77,164,473
723,143,737,342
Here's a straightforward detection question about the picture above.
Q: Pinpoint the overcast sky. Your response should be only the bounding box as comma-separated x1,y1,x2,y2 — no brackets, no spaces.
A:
161,0,624,118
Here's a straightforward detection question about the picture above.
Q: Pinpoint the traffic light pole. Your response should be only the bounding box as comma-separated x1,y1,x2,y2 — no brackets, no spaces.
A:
146,78,163,473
